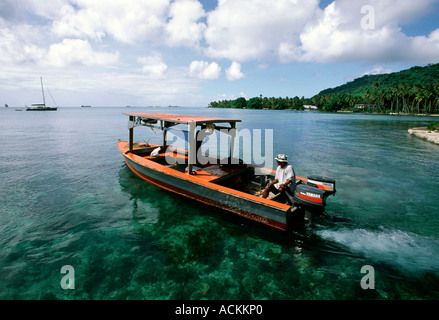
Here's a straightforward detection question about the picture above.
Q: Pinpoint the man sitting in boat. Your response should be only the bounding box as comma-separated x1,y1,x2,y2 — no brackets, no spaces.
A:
261,154,295,200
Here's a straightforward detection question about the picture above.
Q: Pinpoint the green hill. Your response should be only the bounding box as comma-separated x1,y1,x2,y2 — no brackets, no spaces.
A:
208,63,439,114
312,63,439,113
319,63,439,96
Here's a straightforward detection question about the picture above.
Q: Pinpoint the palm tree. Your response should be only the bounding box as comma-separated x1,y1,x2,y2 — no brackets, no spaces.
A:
384,88,394,112
413,85,424,114
433,83,439,114
398,83,410,113
391,86,399,113
422,85,433,114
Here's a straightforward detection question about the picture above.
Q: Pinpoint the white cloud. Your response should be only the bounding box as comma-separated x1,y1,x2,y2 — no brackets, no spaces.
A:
6,0,439,66
189,60,221,79
298,0,439,64
0,23,46,64
361,66,393,77
0,20,119,68
203,0,439,65
165,0,206,47
204,0,320,61
364,0,435,27
226,61,244,81
47,38,119,67
138,53,168,79
2,0,70,21
52,0,170,44
429,28,439,42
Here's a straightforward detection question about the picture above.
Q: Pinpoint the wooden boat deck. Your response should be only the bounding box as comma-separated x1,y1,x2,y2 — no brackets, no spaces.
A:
193,164,249,182
128,144,261,194
143,151,250,183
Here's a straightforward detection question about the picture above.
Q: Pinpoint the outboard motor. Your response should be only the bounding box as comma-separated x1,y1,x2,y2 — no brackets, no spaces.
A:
293,176,336,223
307,175,336,196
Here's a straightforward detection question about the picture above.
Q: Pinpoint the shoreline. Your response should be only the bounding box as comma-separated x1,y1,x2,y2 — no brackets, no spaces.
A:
408,127,439,145
208,107,439,117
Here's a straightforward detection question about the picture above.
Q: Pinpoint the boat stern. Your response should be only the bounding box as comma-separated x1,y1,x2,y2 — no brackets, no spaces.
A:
292,176,336,223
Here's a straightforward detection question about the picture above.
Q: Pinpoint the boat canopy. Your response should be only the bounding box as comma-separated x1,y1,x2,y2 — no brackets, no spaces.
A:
124,113,241,172
123,112,241,125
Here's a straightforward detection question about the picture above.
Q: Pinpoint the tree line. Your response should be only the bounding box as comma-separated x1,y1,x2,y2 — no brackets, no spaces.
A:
208,95,308,110
208,82,439,114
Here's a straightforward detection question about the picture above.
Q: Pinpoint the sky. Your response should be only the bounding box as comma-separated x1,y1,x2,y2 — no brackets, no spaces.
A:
1,0,439,107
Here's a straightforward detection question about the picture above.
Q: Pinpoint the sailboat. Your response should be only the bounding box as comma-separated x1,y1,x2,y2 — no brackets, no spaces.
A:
26,77,58,111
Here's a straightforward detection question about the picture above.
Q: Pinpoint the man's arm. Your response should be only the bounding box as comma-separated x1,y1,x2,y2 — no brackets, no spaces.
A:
266,178,279,189
278,178,291,190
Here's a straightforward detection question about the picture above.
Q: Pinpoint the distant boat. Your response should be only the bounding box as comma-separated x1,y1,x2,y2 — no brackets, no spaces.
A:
4,104,8,108
81,105,91,108
26,77,58,111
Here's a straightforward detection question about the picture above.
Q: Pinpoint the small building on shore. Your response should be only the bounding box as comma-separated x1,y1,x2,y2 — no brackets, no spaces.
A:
355,104,376,109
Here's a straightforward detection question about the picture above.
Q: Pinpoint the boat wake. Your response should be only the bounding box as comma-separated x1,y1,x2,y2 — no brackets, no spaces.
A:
317,226,439,275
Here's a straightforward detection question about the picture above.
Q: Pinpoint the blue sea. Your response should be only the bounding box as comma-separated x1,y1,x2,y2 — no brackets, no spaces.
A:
1,106,439,300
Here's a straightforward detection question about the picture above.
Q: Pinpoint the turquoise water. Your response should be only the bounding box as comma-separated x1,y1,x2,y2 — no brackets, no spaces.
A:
1,107,438,299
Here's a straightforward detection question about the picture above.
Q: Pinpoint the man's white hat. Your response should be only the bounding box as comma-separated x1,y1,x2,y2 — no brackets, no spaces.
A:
275,154,288,162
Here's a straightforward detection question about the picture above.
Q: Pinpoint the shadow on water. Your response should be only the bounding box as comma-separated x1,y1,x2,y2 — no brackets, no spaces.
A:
118,164,355,262
116,162,382,261
117,162,322,245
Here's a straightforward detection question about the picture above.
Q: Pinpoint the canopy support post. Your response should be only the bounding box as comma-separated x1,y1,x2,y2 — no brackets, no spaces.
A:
187,120,196,174
229,122,236,162
161,120,167,149
129,116,134,152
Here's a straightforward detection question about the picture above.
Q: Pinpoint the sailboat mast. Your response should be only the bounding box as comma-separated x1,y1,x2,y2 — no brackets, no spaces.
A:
40,77,46,107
